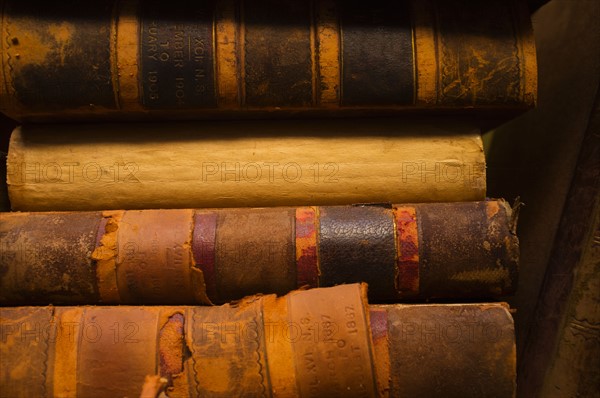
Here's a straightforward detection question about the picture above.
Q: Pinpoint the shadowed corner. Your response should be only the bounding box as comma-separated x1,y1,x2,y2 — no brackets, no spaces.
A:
0,112,17,211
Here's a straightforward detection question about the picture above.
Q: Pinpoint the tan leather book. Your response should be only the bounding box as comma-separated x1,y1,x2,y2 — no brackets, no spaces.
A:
0,284,516,397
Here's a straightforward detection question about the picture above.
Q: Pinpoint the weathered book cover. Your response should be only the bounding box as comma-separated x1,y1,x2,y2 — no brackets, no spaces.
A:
6,120,486,210
0,200,518,305
0,284,516,397
0,0,536,122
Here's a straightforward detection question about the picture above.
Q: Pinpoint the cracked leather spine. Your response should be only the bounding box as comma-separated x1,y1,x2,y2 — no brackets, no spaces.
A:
0,285,516,398
0,0,536,122
0,200,518,305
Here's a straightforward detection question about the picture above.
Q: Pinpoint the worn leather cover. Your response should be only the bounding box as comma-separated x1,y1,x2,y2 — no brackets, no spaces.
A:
0,200,518,305
1,1,116,112
0,211,102,304
415,200,519,298
243,0,313,107
0,285,516,397
0,307,52,397
0,0,536,121
383,303,516,397
340,0,414,105
114,209,205,304
214,208,297,302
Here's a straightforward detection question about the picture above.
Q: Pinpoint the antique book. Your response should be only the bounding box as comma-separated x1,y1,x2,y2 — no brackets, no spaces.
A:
0,200,518,305
0,0,536,122
6,120,486,211
0,284,517,397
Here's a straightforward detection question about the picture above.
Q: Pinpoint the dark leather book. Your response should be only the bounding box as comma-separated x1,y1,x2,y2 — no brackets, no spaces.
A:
0,0,536,122
0,200,519,305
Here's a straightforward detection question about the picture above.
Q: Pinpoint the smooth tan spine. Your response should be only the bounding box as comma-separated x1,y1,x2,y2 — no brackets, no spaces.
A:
262,295,299,397
6,120,486,211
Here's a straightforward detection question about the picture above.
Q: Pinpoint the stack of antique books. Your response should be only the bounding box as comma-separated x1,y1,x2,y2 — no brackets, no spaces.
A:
0,0,536,396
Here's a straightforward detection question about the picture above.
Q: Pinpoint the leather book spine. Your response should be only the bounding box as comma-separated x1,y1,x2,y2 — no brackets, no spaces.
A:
6,121,486,210
0,0,536,121
0,284,516,397
0,200,518,305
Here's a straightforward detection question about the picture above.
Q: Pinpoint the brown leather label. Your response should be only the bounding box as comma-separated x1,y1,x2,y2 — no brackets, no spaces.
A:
116,209,202,303
287,284,377,397
191,298,269,396
215,208,296,301
77,307,159,397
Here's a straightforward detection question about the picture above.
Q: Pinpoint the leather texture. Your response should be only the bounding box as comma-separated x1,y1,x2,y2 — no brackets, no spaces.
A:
318,205,398,300
340,0,414,105
0,211,101,304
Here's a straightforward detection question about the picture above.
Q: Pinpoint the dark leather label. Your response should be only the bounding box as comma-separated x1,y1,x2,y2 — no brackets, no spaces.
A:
140,0,216,108
340,0,414,105
244,0,313,107
318,206,398,300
